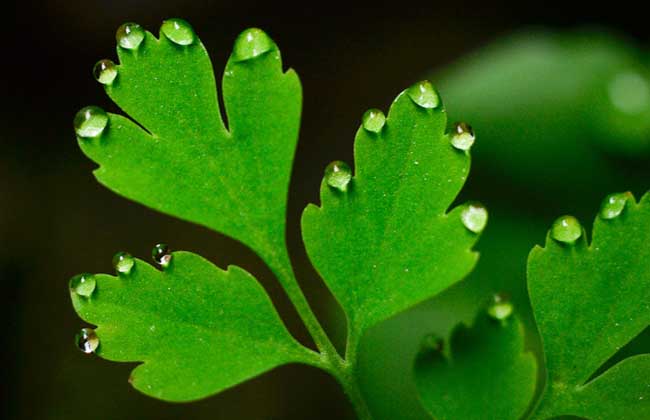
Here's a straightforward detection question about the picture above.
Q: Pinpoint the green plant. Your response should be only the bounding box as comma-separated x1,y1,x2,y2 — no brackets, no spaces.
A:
69,19,650,419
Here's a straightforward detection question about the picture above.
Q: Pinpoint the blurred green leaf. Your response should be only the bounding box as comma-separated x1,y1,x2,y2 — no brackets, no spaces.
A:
527,192,650,419
415,312,537,420
70,252,312,402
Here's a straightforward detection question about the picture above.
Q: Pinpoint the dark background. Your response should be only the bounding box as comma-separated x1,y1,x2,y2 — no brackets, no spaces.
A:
2,1,649,419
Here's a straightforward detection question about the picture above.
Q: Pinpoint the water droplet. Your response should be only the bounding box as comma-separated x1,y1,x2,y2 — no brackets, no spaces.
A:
551,215,582,244
450,122,475,151
420,333,444,353
461,202,488,234
161,18,195,46
152,243,172,267
69,273,96,298
362,109,386,133
74,106,108,138
233,28,274,61
608,71,650,115
113,252,135,274
93,59,118,85
76,328,99,354
406,80,441,109
325,161,352,192
487,293,513,321
116,22,145,50
599,192,632,220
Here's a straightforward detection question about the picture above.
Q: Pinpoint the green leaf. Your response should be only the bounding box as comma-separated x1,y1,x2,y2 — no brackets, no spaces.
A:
528,192,650,419
414,311,537,420
77,23,301,277
301,84,482,334
70,252,312,402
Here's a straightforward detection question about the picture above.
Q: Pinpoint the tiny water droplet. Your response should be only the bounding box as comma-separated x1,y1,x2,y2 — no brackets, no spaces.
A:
362,109,386,133
76,328,99,354
74,106,108,138
551,215,582,244
93,59,118,85
152,243,172,267
112,252,135,274
487,293,513,321
599,192,632,220
324,161,352,192
420,333,444,353
116,22,145,50
450,122,475,151
69,273,96,297
233,28,274,61
161,18,195,46
461,202,488,234
406,80,441,109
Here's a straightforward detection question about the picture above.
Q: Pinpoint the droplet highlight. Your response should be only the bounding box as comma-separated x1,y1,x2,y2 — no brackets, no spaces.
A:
69,273,96,298
325,161,352,192
152,243,172,267
161,18,195,46
113,252,135,274
599,192,633,220
233,28,274,61
461,202,488,234
76,328,99,354
550,215,582,244
450,122,475,151
74,106,108,138
93,59,118,85
406,80,441,109
362,109,386,133
487,293,513,321
116,22,145,50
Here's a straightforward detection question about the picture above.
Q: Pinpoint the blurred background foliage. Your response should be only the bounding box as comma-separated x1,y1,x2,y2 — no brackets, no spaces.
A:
2,1,649,419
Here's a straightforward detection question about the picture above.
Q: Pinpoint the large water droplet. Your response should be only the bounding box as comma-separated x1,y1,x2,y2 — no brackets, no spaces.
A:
487,293,513,321
420,333,444,353
551,215,582,244
406,81,441,109
450,122,475,151
362,109,386,133
113,252,135,274
116,23,145,50
233,28,274,61
161,18,195,46
76,328,99,354
325,161,352,192
461,202,488,234
74,106,108,138
152,243,172,267
69,273,96,298
93,59,118,85
599,192,633,220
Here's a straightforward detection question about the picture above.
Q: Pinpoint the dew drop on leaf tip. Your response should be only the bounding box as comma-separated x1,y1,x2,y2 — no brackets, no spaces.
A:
116,22,145,50
69,273,96,298
233,28,274,61
93,59,118,85
487,293,513,321
161,18,195,46
74,106,108,138
450,122,475,151
461,202,488,234
113,252,135,275
406,80,441,109
325,161,352,192
599,192,632,220
550,215,582,244
152,243,172,268
76,328,99,354
362,109,386,133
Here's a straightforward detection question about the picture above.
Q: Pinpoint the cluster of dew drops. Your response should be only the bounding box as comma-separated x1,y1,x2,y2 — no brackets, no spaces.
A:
72,244,173,354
